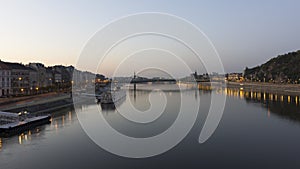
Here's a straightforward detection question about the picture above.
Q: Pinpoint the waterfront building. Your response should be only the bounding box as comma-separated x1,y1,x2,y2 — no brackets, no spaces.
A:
28,63,48,88
53,71,62,83
45,68,54,86
0,61,11,97
0,59,101,95
226,73,244,82
3,62,36,95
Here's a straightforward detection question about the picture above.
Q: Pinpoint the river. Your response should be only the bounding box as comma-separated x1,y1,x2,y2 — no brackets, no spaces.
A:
1,83,300,169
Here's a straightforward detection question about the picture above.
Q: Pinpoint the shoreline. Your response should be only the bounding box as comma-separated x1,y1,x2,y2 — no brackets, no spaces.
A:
225,82,300,96
0,93,74,114
0,82,299,114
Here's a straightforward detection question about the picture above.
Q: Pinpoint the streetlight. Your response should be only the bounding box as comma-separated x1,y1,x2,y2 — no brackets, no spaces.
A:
35,87,39,94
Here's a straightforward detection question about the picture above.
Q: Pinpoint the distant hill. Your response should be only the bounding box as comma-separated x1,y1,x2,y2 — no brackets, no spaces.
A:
244,50,300,83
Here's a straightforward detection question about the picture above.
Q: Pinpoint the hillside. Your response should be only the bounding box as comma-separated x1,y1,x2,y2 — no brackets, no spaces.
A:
244,50,300,83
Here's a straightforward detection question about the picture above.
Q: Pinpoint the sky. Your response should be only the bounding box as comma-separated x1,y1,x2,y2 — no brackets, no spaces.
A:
0,0,300,76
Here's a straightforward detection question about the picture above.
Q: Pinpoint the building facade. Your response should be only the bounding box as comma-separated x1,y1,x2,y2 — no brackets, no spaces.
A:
0,60,101,96
28,63,48,88
0,61,11,97
4,62,36,95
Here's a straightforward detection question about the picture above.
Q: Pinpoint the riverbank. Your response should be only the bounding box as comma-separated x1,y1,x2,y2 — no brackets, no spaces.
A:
0,92,74,114
225,82,300,96
1,82,299,114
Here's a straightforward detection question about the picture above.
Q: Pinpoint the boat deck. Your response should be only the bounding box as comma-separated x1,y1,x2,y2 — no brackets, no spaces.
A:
0,115,50,129
0,111,51,136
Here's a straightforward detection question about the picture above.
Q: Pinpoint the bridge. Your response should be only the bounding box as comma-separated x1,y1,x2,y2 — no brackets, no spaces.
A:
130,72,176,84
130,78,176,83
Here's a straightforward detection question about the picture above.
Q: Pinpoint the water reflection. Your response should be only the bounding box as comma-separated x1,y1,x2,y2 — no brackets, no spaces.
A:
212,87,300,123
2,84,300,169
99,95,126,111
213,87,300,105
50,110,75,133
0,108,75,151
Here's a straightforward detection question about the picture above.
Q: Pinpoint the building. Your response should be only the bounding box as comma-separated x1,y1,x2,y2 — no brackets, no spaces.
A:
3,62,36,95
45,68,54,86
82,71,96,84
0,61,11,97
226,73,244,82
28,63,48,88
95,74,105,82
51,65,72,83
192,71,210,82
210,72,226,82
0,59,102,95
53,71,62,83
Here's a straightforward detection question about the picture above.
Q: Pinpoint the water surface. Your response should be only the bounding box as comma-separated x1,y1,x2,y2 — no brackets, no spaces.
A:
1,84,300,169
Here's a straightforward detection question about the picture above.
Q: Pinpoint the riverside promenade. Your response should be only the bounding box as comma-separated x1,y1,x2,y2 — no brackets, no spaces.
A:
0,92,72,114
226,82,300,96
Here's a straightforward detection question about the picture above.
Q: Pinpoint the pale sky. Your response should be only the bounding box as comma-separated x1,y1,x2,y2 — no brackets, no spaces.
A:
1,0,300,76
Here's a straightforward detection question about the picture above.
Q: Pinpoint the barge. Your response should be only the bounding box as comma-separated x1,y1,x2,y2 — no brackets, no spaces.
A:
97,88,126,104
0,111,51,137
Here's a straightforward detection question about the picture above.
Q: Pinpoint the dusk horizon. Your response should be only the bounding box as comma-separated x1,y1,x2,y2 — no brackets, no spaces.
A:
1,1,300,75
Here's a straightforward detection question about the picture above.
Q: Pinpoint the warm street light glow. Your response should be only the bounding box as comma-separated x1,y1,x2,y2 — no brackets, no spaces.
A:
18,77,22,81
20,88,24,92
36,87,39,91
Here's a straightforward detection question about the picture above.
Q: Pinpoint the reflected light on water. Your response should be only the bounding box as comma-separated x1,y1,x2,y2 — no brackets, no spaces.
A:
62,115,65,127
257,92,261,100
54,121,58,132
239,90,244,99
1,83,300,168
199,87,299,106
18,135,22,144
68,111,72,122
18,132,31,145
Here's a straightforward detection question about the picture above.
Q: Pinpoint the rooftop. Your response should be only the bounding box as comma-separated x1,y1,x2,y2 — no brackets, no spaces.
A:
1,61,36,71
0,61,11,70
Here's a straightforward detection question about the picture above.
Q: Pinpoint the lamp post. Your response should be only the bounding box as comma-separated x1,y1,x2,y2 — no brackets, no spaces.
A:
18,77,22,95
35,87,39,94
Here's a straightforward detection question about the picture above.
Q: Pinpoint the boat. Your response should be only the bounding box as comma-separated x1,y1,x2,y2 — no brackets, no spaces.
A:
97,87,126,104
0,111,51,137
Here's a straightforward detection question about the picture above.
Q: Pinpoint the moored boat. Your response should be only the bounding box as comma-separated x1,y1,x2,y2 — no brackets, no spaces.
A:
0,111,51,137
97,87,126,104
